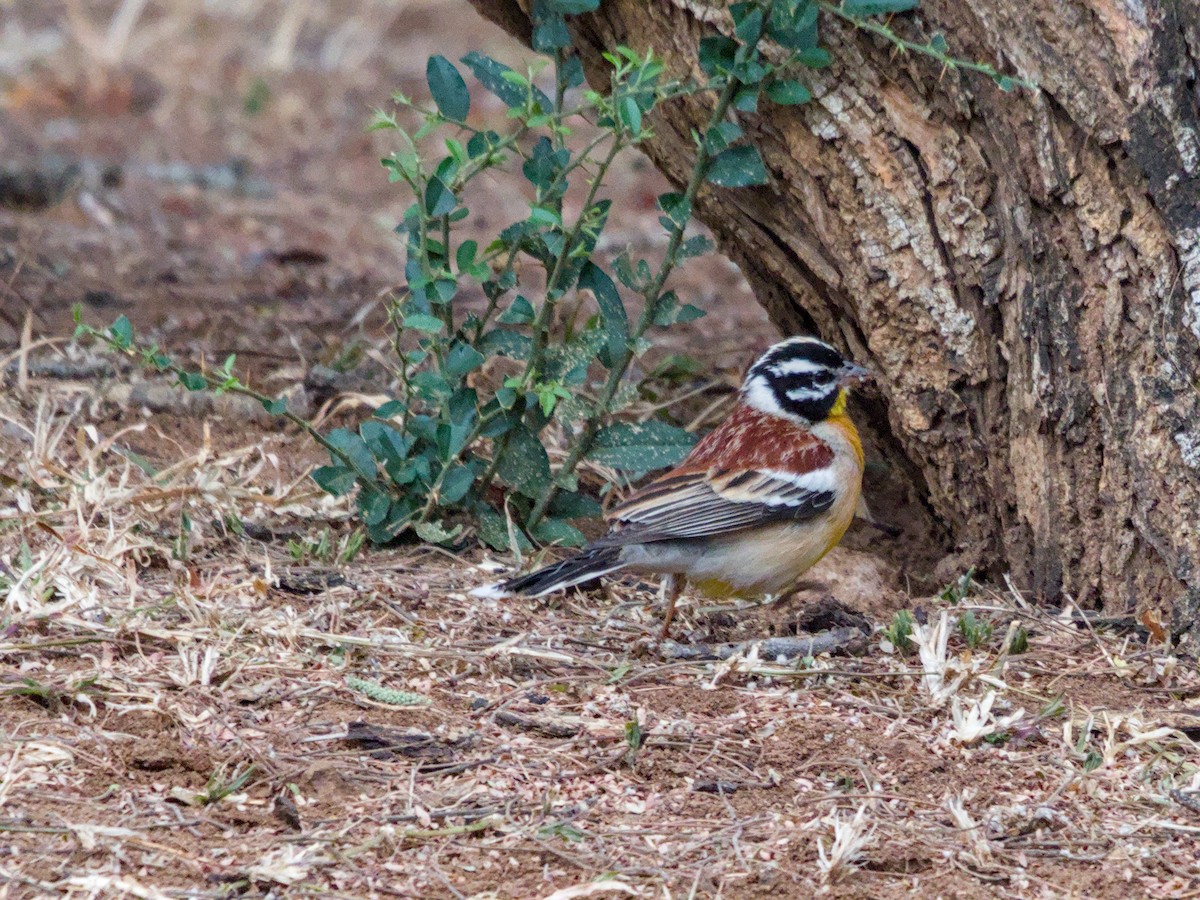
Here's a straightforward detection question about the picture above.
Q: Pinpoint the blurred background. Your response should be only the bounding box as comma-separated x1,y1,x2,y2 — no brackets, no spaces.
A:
0,0,768,374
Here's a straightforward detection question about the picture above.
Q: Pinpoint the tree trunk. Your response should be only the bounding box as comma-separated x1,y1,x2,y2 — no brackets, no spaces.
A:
471,0,1200,637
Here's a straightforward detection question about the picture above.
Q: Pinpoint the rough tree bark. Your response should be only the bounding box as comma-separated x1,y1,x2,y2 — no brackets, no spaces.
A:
471,0,1200,636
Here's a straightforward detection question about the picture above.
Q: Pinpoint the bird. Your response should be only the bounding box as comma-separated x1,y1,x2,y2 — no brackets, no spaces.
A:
472,336,869,637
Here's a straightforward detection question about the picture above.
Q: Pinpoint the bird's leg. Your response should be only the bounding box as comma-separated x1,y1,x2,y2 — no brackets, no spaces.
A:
658,574,682,640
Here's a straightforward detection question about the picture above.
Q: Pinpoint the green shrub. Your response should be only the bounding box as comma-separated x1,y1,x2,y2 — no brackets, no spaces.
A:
79,0,1026,550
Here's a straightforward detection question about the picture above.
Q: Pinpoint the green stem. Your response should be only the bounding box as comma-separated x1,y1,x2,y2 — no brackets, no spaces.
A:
527,74,744,527
477,429,512,494
816,2,1036,89
439,214,454,336
522,133,626,389
92,331,353,469
412,187,448,376
552,48,569,153
471,243,523,344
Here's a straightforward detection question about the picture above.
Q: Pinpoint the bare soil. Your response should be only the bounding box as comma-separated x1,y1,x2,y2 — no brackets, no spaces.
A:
2,2,1199,899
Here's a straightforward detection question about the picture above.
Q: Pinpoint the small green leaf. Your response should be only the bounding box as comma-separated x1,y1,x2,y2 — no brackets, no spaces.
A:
577,262,627,360
652,291,680,326
656,191,691,226
540,821,587,842
449,386,479,423
732,85,760,112
361,420,410,464
798,47,832,68
704,121,743,154
260,397,287,415
426,55,470,121
531,517,586,548
431,277,457,305
678,234,714,260
358,489,391,526
456,239,478,273
619,96,642,135
109,315,133,348
312,465,356,497
461,52,551,110
375,399,405,418
404,313,445,334
479,328,532,360
411,370,452,401
523,136,571,191
424,175,456,217
496,425,551,497
446,342,486,377
498,295,535,324
675,304,706,323
625,719,643,751
537,382,572,417
467,129,503,159
414,519,464,545
495,387,518,410
549,490,603,519
769,0,819,49
531,5,570,51
113,446,158,477
706,145,769,187
613,253,644,291
765,78,811,105
476,506,533,552
179,372,207,392
439,465,476,504
732,3,764,43
841,0,917,16
1009,626,1029,654
698,36,737,75
563,54,586,88
606,663,632,684
588,420,697,472
528,206,562,226
327,428,377,480
367,510,411,544
445,137,468,165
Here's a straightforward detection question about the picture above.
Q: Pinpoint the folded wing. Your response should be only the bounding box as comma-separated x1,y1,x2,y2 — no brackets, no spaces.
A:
596,463,837,546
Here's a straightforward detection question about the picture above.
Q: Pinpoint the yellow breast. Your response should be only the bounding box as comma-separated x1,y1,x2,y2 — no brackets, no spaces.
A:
687,413,863,600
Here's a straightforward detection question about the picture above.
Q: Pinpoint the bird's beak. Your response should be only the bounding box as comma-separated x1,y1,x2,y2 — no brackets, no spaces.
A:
837,362,871,387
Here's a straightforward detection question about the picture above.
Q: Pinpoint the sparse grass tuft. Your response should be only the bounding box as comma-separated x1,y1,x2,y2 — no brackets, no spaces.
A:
882,608,915,653
939,566,976,604
957,609,994,649
816,806,876,883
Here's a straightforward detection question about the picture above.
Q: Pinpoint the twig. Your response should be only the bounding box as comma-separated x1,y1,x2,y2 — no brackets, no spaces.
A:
494,710,582,739
660,627,865,661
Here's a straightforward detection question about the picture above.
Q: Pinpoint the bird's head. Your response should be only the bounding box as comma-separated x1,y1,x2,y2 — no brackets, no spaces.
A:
742,336,870,424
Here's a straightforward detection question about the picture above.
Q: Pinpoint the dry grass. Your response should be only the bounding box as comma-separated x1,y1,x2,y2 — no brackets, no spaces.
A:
2,386,1200,899
3,1,1200,896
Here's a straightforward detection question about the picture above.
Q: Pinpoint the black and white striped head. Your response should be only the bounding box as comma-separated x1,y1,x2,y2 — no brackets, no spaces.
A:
742,337,869,423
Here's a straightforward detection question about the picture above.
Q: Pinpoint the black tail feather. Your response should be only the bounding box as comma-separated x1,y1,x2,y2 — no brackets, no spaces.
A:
479,546,624,598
